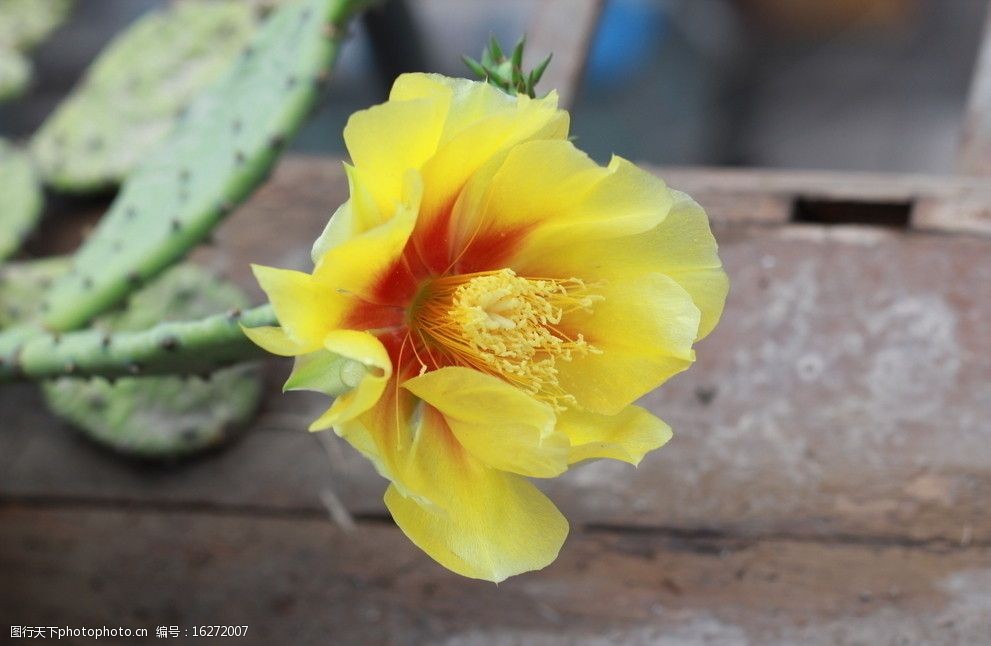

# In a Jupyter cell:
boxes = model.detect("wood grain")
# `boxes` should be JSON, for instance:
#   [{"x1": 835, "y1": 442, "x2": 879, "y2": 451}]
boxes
[{"x1": 3, "y1": 506, "x2": 989, "y2": 645}]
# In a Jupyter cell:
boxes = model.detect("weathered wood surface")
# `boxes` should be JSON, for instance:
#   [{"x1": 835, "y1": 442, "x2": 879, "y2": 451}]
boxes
[
  {"x1": 3, "y1": 156, "x2": 991, "y2": 643},
  {"x1": 3, "y1": 156, "x2": 990, "y2": 540},
  {"x1": 3, "y1": 507, "x2": 990, "y2": 645},
  {"x1": 658, "y1": 166, "x2": 991, "y2": 235},
  {"x1": 958, "y1": 2, "x2": 991, "y2": 175}
]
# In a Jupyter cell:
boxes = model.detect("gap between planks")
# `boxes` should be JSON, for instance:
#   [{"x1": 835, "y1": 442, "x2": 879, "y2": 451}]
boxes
[{"x1": 1, "y1": 496, "x2": 986, "y2": 553}]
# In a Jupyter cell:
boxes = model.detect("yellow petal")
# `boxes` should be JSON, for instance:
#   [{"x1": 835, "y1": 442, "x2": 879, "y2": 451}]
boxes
[
  {"x1": 312, "y1": 171, "x2": 422, "y2": 301},
  {"x1": 308, "y1": 330, "x2": 391, "y2": 431},
  {"x1": 344, "y1": 93, "x2": 449, "y2": 215},
  {"x1": 557, "y1": 405, "x2": 672, "y2": 465},
  {"x1": 390, "y1": 73, "x2": 567, "y2": 146},
  {"x1": 644, "y1": 191, "x2": 728, "y2": 339},
  {"x1": 402, "y1": 367, "x2": 569, "y2": 478},
  {"x1": 251, "y1": 264, "x2": 339, "y2": 353},
  {"x1": 311, "y1": 163, "x2": 383, "y2": 262},
  {"x1": 450, "y1": 141, "x2": 670, "y2": 271},
  {"x1": 417, "y1": 92, "x2": 568, "y2": 223},
  {"x1": 383, "y1": 406, "x2": 568, "y2": 582},
  {"x1": 556, "y1": 273, "x2": 701, "y2": 415},
  {"x1": 516, "y1": 190, "x2": 727, "y2": 341},
  {"x1": 240, "y1": 324, "x2": 303, "y2": 357}
]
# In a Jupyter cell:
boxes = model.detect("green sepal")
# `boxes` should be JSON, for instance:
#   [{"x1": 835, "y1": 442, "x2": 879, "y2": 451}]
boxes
[
  {"x1": 461, "y1": 55, "x2": 487, "y2": 81},
  {"x1": 284, "y1": 349, "x2": 363, "y2": 396},
  {"x1": 462, "y1": 34, "x2": 553, "y2": 98},
  {"x1": 530, "y1": 53, "x2": 552, "y2": 88}
]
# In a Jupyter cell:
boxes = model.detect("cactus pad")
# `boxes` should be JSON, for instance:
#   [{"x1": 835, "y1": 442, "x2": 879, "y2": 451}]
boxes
[
  {"x1": 0, "y1": 256, "x2": 69, "y2": 328},
  {"x1": 31, "y1": 1, "x2": 257, "y2": 191},
  {"x1": 0, "y1": 0, "x2": 73, "y2": 50},
  {"x1": 37, "y1": 0, "x2": 357, "y2": 332},
  {"x1": 0, "y1": 47, "x2": 29, "y2": 101},
  {"x1": 42, "y1": 263, "x2": 264, "y2": 458},
  {"x1": 0, "y1": 0, "x2": 73, "y2": 101},
  {"x1": 0, "y1": 140, "x2": 44, "y2": 260}
]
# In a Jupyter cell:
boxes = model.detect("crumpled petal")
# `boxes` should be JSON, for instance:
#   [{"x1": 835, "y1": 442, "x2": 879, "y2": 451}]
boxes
[
  {"x1": 312, "y1": 171, "x2": 423, "y2": 321},
  {"x1": 402, "y1": 366, "x2": 569, "y2": 478},
  {"x1": 250, "y1": 265, "x2": 340, "y2": 354},
  {"x1": 344, "y1": 93, "x2": 448, "y2": 215},
  {"x1": 311, "y1": 163, "x2": 384, "y2": 262},
  {"x1": 515, "y1": 189, "x2": 728, "y2": 341},
  {"x1": 448, "y1": 140, "x2": 671, "y2": 273},
  {"x1": 557, "y1": 404, "x2": 672, "y2": 465},
  {"x1": 555, "y1": 273, "x2": 701, "y2": 415},
  {"x1": 383, "y1": 405, "x2": 568, "y2": 583}
]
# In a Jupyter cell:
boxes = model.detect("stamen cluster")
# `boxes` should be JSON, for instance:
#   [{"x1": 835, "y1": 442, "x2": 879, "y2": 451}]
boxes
[{"x1": 414, "y1": 269, "x2": 601, "y2": 408}]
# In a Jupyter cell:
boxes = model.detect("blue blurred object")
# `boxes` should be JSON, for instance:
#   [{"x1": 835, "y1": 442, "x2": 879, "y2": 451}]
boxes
[{"x1": 586, "y1": 0, "x2": 668, "y2": 90}]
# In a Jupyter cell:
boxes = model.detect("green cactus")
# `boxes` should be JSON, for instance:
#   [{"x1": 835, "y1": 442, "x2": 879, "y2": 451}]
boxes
[
  {"x1": 33, "y1": 0, "x2": 366, "y2": 334},
  {"x1": 0, "y1": 0, "x2": 371, "y2": 379},
  {"x1": 0, "y1": 256, "x2": 69, "y2": 328},
  {"x1": 0, "y1": 47, "x2": 29, "y2": 101},
  {"x1": 3, "y1": 304, "x2": 276, "y2": 381},
  {"x1": 31, "y1": 1, "x2": 258, "y2": 191},
  {"x1": 0, "y1": 141, "x2": 44, "y2": 261},
  {"x1": 41, "y1": 263, "x2": 264, "y2": 458},
  {"x1": 0, "y1": 0, "x2": 73, "y2": 50},
  {"x1": 0, "y1": 0, "x2": 73, "y2": 102}
]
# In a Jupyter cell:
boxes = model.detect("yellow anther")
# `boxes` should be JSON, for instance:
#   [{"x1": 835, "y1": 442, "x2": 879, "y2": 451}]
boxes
[{"x1": 413, "y1": 269, "x2": 601, "y2": 408}]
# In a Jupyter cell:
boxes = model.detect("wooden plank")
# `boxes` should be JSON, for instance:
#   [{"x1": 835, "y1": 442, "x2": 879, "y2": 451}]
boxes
[
  {"x1": 3, "y1": 157, "x2": 990, "y2": 545},
  {"x1": 524, "y1": 0, "x2": 603, "y2": 108},
  {"x1": 957, "y1": 2, "x2": 991, "y2": 175},
  {"x1": 3, "y1": 506, "x2": 990, "y2": 644},
  {"x1": 657, "y1": 166, "x2": 991, "y2": 234}
]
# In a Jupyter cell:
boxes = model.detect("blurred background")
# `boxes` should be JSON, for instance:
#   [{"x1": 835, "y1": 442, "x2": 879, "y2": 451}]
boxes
[{"x1": 1, "y1": 0, "x2": 986, "y2": 173}]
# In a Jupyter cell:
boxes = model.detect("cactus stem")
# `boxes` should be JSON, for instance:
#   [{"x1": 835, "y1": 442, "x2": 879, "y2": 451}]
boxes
[{"x1": 0, "y1": 305, "x2": 279, "y2": 383}]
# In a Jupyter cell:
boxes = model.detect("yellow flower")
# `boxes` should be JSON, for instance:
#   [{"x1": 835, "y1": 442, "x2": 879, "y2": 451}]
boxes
[{"x1": 244, "y1": 73, "x2": 728, "y2": 582}]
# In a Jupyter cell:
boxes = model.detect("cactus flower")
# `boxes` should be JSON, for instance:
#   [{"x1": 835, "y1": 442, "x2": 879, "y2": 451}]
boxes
[{"x1": 244, "y1": 73, "x2": 728, "y2": 582}]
